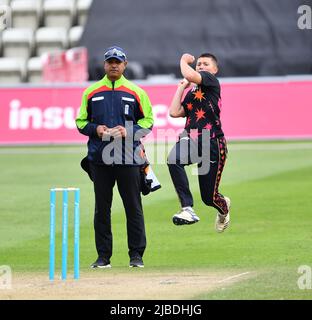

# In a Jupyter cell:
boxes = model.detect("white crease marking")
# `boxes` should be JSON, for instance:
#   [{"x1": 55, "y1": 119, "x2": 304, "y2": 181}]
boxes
[{"x1": 217, "y1": 272, "x2": 251, "y2": 283}]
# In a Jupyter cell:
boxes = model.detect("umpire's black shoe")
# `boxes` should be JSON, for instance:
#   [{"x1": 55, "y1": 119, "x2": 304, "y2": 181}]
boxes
[
  {"x1": 91, "y1": 257, "x2": 111, "y2": 269},
  {"x1": 129, "y1": 255, "x2": 144, "y2": 268}
]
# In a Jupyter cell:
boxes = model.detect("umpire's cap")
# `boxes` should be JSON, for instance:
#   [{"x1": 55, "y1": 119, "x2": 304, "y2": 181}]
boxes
[{"x1": 104, "y1": 46, "x2": 127, "y2": 62}]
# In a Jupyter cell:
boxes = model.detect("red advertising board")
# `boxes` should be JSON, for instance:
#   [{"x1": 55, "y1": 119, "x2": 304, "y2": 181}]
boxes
[{"x1": 0, "y1": 78, "x2": 311, "y2": 145}]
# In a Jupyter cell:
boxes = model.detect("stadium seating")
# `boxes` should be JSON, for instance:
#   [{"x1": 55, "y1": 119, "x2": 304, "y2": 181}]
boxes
[
  {"x1": 40, "y1": 47, "x2": 88, "y2": 83},
  {"x1": 35, "y1": 27, "x2": 68, "y2": 56},
  {"x1": 11, "y1": 0, "x2": 42, "y2": 31},
  {"x1": 65, "y1": 46, "x2": 88, "y2": 82},
  {"x1": 41, "y1": 51, "x2": 67, "y2": 82},
  {"x1": 69, "y1": 25, "x2": 83, "y2": 48},
  {"x1": 77, "y1": 0, "x2": 92, "y2": 26},
  {"x1": 43, "y1": 0, "x2": 75, "y2": 30},
  {"x1": 27, "y1": 56, "x2": 43, "y2": 83},
  {"x1": 0, "y1": 57, "x2": 26, "y2": 83},
  {"x1": 0, "y1": 0, "x2": 11, "y2": 7},
  {"x1": 0, "y1": 0, "x2": 93, "y2": 83},
  {"x1": 2, "y1": 28, "x2": 34, "y2": 59}
]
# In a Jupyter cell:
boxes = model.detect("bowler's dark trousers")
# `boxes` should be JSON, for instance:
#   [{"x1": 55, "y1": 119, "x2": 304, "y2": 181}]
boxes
[
  {"x1": 90, "y1": 163, "x2": 146, "y2": 260},
  {"x1": 167, "y1": 136, "x2": 229, "y2": 215}
]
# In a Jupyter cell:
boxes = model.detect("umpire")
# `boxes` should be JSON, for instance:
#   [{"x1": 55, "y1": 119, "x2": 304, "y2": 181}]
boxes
[{"x1": 76, "y1": 46, "x2": 154, "y2": 268}]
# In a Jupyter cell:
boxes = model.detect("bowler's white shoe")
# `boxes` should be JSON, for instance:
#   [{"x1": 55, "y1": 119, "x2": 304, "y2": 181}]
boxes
[
  {"x1": 172, "y1": 207, "x2": 200, "y2": 226},
  {"x1": 215, "y1": 196, "x2": 231, "y2": 233}
]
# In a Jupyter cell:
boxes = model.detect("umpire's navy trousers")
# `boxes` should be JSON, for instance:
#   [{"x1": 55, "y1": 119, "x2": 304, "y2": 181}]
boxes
[{"x1": 90, "y1": 163, "x2": 146, "y2": 260}]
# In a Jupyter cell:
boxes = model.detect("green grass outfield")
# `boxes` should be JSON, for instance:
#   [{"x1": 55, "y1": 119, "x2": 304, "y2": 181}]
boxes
[{"x1": 1, "y1": 140, "x2": 312, "y2": 299}]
